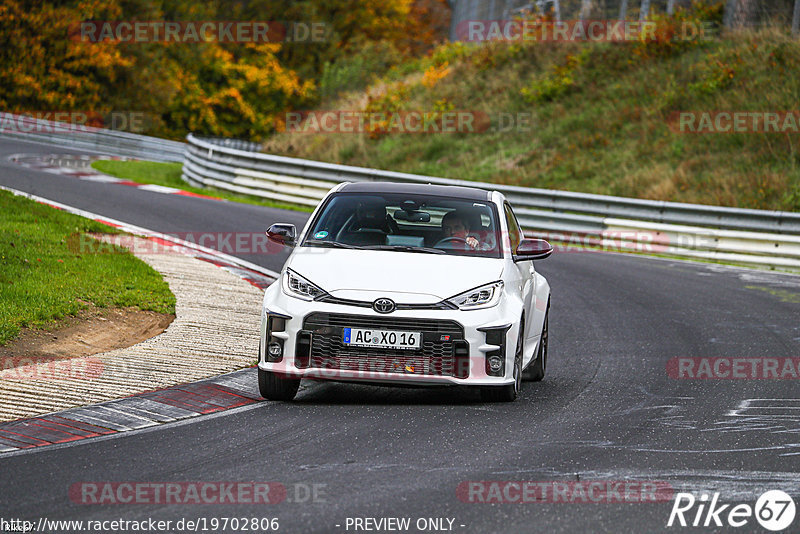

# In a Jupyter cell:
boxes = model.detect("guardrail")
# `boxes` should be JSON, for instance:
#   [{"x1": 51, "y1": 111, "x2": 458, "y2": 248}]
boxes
[
  {"x1": 0, "y1": 113, "x2": 184, "y2": 162},
  {"x1": 3, "y1": 116, "x2": 795, "y2": 271},
  {"x1": 183, "y1": 134, "x2": 800, "y2": 271}
]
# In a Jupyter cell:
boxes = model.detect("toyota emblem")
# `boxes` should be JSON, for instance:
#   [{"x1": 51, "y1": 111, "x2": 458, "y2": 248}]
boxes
[{"x1": 373, "y1": 298, "x2": 396, "y2": 314}]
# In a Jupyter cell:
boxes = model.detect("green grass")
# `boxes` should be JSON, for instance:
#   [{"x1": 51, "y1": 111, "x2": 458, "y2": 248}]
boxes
[
  {"x1": 262, "y1": 22, "x2": 800, "y2": 212},
  {"x1": 0, "y1": 190, "x2": 176, "y2": 345},
  {"x1": 91, "y1": 160, "x2": 313, "y2": 212}
]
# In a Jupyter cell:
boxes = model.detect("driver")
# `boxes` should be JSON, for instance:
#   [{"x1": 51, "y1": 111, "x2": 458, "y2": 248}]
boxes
[{"x1": 441, "y1": 210, "x2": 484, "y2": 250}]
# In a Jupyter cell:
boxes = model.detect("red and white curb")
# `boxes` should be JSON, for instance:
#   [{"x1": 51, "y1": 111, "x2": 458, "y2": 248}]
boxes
[
  {"x1": 0, "y1": 368, "x2": 260, "y2": 454},
  {"x1": 9, "y1": 153, "x2": 220, "y2": 201}
]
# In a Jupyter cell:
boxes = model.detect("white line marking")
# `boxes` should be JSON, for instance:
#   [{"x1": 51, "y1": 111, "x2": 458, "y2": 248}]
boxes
[
  {"x1": 80, "y1": 174, "x2": 123, "y2": 183},
  {"x1": 137, "y1": 184, "x2": 182, "y2": 194}
]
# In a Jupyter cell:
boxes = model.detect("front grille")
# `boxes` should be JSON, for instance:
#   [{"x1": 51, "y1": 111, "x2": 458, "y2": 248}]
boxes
[
  {"x1": 300, "y1": 313, "x2": 465, "y2": 377},
  {"x1": 315, "y1": 294, "x2": 456, "y2": 311}
]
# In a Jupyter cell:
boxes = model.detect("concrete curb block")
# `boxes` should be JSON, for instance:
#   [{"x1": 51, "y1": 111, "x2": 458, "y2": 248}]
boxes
[{"x1": 0, "y1": 368, "x2": 261, "y2": 454}]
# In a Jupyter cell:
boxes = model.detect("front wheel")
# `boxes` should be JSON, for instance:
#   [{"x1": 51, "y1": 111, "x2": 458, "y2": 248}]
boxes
[
  {"x1": 523, "y1": 309, "x2": 548, "y2": 382},
  {"x1": 258, "y1": 367, "x2": 300, "y2": 401},
  {"x1": 480, "y1": 320, "x2": 523, "y2": 403}
]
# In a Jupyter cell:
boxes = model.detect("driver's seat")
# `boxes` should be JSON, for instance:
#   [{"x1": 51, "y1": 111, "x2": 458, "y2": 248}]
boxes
[{"x1": 341, "y1": 201, "x2": 392, "y2": 246}]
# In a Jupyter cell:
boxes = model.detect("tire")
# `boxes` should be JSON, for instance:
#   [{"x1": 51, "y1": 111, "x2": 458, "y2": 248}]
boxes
[
  {"x1": 480, "y1": 319, "x2": 523, "y2": 403},
  {"x1": 523, "y1": 308, "x2": 548, "y2": 382},
  {"x1": 258, "y1": 367, "x2": 300, "y2": 401}
]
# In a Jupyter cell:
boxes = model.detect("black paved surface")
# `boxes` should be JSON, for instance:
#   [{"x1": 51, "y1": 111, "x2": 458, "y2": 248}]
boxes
[{"x1": 1, "y1": 137, "x2": 799, "y2": 533}]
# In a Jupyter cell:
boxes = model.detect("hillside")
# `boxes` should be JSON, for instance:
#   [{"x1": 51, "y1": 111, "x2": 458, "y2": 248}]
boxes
[{"x1": 263, "y1": 10, "x2": 800, "y2": 211}]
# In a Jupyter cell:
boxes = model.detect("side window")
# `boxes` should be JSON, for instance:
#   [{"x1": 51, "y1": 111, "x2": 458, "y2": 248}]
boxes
[{"x1": 503, "y1": 203, "x2": 522, "y2": 252}]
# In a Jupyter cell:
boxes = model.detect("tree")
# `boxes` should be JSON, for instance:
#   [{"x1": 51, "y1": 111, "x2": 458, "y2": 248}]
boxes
[
  {"x1": 619, "y1": 0, "x2": 629, "y2": 20},
  {"x1": 160, "y1": 43, "x2": 312, "y2": 140},
  {"x1": 0, "y1": 0, "x2": 131, "y2": 113},
  {"x1": 0, "y1": 0, "x2": 453, "y2": 140},
  {"x1": 579, "y1": 0, "x2": 592, "y2": 21},
  {"x1": 640, "y1": 0, "x2": 652, "y2": 21}
]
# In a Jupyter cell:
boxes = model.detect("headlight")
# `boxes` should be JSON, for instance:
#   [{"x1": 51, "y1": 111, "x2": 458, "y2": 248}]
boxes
[
  {"x1": 282, "y1": 268, "x2": 327, "y2": 301},
  {"x1": 446, "y1": 281, "x2": 503, "y2": 310}
]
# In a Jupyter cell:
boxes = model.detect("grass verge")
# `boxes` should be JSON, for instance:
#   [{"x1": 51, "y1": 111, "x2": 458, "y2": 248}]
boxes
[
  {"x1": 91, "y1": 160, "x2": 313, "y2": 212},
  {"x1": 263, "y1": 15, "x2": 800, "y2": 212},
  {"x1": 0, "y1": 190, "x2": 176, "y2": 345}
]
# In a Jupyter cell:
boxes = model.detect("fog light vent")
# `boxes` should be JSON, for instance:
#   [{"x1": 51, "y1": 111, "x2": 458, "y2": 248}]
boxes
[
  {"x1": 478, "y1": 324, "x2": 511, "y2": 377},
  {"x1": 265, "y1": 314, "x2": 288, "y2": 363}
]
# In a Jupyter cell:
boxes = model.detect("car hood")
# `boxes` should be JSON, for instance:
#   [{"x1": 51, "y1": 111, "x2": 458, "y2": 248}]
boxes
[{"x1": 286, "y1": 248, "x2": 504, "y2": 303}]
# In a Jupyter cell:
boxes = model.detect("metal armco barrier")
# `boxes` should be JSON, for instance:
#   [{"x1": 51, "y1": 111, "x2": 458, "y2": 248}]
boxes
[
  {"x1": 0, "y1": 112, "x2": 184, "y2": 162},
  {"x1": 183, "y1": 134, "x2": 800, "y2": 271},
  {"x1": 3, "y1": 114, "x2": 797, "y2": 271}
]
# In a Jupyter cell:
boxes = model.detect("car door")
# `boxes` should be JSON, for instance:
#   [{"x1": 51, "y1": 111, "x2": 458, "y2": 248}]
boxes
[{"x1": 503, "y1": 202, "x2": 536, "y2": 344}]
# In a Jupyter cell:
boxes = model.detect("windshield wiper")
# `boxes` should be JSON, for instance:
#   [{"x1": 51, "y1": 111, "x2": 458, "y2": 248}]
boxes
[
  {"x1": 364, "y1": 245, "x2": 446, "y2": 255},
  {"x1": 305, "y1": 241, "x2": 363, "y2": 249}
]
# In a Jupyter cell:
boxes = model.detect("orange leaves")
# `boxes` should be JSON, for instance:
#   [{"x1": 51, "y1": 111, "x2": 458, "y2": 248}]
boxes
[
  {"x1": 421, "y1": 61, "x2": 450, "y2": 88},
  {"x1": 0, "y1": 0, "x2": 448, "y2": 141},
  {"x1": 0, "y1": 0, "x2": 130, "y2": 114},
  {"x1": 161, "y1": 41, "x2": 313, "y2": 140}
]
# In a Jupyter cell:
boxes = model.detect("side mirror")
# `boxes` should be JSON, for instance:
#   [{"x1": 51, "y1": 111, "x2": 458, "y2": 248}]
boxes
[
  {"x1": 266, "y1": 223, "x2": 297, "y2": 247},
  {"x1": 514, "y1": 238, "x2": 553, "y2": 262}
]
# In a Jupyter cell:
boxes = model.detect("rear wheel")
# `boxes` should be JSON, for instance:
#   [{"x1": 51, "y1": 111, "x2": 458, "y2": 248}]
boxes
[
  {"x1": 481, "y1": 320, "x2": 523, "y2": 403},
  {"x1": 258, "y1": 367, "x2": 300, "y2": 401},
  {"x1": 523, "y1": 308, "x2": 548, "y2": 382}
]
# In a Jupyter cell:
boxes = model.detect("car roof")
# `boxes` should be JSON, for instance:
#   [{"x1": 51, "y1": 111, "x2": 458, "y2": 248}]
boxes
[{"x1": 338, "y1": 181, "x2": 492, "y2": 201}]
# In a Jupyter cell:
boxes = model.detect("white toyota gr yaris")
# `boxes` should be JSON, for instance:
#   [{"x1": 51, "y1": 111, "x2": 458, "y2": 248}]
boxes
[{"x1": 259, "y1": 182, "x2": 552, "y2": 402}]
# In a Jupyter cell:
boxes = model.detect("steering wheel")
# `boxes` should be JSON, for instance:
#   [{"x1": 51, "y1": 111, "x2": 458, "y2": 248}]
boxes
[{"x1": 434, "y1": 236, "x2": 470, "y2": 248}]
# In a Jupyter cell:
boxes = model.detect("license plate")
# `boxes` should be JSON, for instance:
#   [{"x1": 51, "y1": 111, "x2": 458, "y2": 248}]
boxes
[{"x1": 343, "y1": 328, "x2": 421, "y2": 350}]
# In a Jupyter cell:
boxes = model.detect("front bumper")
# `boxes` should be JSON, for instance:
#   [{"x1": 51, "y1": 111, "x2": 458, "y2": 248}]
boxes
[{"x1": 258, "y1": 284, "x2": 523, "y2": 387}]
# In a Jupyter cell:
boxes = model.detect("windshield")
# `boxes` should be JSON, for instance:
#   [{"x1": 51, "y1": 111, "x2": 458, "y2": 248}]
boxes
[{"x1": 302, "y1": 192, "x2": 502, "y2": 258}]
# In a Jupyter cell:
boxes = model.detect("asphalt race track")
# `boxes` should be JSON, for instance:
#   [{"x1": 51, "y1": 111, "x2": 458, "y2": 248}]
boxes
[{"x1": 1, "y1": 137, "x2": 799, "y2": 533}]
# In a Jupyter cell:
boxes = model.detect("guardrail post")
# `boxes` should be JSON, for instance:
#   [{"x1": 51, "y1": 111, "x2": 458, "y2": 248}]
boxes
[{"x1": 793, "y1": 0, "x2": 800, "y2": 35}]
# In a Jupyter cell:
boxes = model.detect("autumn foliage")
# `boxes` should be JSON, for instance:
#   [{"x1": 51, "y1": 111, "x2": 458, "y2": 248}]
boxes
[{"x1": 0, "y1": 0, "x2": 450, "y2": 140}]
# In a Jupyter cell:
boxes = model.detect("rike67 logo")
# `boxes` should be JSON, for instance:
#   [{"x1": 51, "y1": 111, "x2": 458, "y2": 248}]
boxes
[{"x1": 668, "y1": 490, "x2": 796, "y2": 531}]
